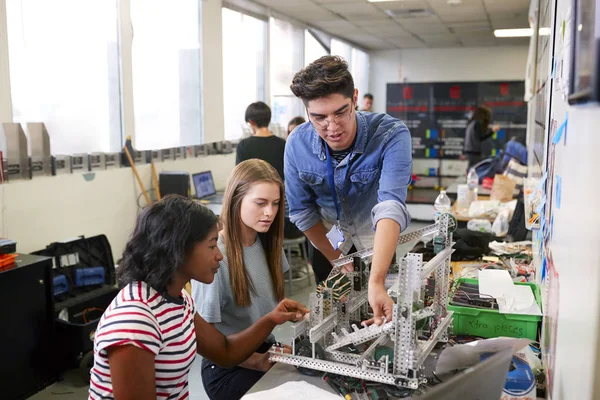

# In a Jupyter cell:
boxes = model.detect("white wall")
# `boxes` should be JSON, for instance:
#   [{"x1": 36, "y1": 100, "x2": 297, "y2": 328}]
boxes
[
  {"x1": 0, "y1": 153, "x2": 235, "y2": 259},
  {"x1": 550, "y1": 105, "x2": 600, "y2": 400},
  {"x1": 369, "y1": 46, "x2": 529, "y2": 113}
]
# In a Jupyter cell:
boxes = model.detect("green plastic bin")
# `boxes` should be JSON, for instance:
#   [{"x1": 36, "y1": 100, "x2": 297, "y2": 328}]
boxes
[{"x1": 447, "y1": 277, "x2": 542, "y2": 340}]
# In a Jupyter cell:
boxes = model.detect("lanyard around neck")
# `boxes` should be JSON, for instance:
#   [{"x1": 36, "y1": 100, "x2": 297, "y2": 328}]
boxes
[{"x1": 325, "y1": 144, "x2": 341, "y2": 222}]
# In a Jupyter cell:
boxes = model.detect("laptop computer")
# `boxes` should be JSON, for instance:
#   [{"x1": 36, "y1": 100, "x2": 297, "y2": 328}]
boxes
[
  {"x1": 417, "y1": 348, "x2": 513, "y2": 400},
  {"x1": 192, "y1": 171, "x2": 225, "y2": 203}
]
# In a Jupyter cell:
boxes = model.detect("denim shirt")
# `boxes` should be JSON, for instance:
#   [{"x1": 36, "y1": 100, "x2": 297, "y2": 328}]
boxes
[{"x1": 284, "y1": 111, "x2": 412, "y2": 254}]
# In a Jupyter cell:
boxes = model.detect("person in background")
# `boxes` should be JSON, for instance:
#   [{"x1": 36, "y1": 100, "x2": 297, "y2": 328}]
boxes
[
  {"x1": 192, "y1": 160, "x2": 296, "y2": 400},
  {"x1": 88, "y1": 195, "x2": 307, "y2": 400},
  {"x1": 287, "y1": 116, "x2": 306, "y2": 136},
  {"x1": 285, "y1": 56, "x2": 412, "y2": 326},
  {"x1": 463, "y1": 105, "x2": 500, "y2": 169},
  {"x1": 236, "y1": 102, "x2": 286, "y2": 180},
  {"x1": 361, "y1": 93, "x2": 373, "y2": 112}
]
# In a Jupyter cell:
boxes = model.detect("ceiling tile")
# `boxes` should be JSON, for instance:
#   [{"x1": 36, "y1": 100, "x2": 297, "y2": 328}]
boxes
[
  {"x1": 427, "y1": 0, "x2": 484, "y2": 6},
  {"x1": 460, "y1": 36, "x2": 498, "y2": 46},
  {"x1": 496, "y1": 37, "x2": 530, "y2": 46},
  {"x1": 490, "y1": 13, "x2": 530, "y2": 29},
  {"x1": 363, "y1": 24, "x2": 412, "y2": 36},
  {"x1": 400, "y1": 22, "x2": 450, "y2": 34},
  {"x1": 324, "y1": 2, "x2": 379, "y2": 15},
  {"x1": 354, "y1": 19, "x2": 402, "y2": 28},
  {"x1": 447, "y1": 21, "x2": 491, "y2": 32},
  {"x1": 372, "y1": 0, "x2": 429, "y2": 11},
  {"x1": 483, "y1": 0, "x2": 529, "y2": 14},
  {"x1": 311, "y1": 19, "x2": 359, "y2": 32},
  {"x1": 455, "y1": 31, "x2": 495, "y2": 39},
  {"x1": 353, "y1": 36, "x2": 398, "y2": 50},
  {"x1": 313, "y1": 0, "x2": 366, "y2": 3},
  {"x1": 418, "y1": 33, "x2": 461, "y2": 45}
]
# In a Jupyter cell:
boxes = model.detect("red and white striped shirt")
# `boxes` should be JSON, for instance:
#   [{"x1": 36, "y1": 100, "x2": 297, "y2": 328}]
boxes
[{"x1": 89, "y1": 281, "x2": 197, "y2": 400}]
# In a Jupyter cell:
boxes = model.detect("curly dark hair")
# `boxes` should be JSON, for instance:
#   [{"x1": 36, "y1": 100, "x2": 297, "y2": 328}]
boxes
[
  {"x1": 117, "y1": 195, "x2": 219, "y2": 294},
  {"x1": 290, "y1": 55, "x2": 355, "y2": 104}
]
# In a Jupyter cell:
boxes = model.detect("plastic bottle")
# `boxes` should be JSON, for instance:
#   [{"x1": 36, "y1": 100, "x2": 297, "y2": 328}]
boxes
[
  {"x1": 433, "y1": 190, "x2": 451, "y2": 254},
  {"x1": 433, "y1": 190, "x2": 451, "y2": 215},
  {"x1": 467, "y1": 168, "x2": 479, "y2": 204}
]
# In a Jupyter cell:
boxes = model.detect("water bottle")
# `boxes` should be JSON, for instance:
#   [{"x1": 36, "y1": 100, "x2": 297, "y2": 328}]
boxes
[
  {"x1": 467, "y1": 168, "x2": 479, "y2": 204},
  {"x1": 433, "y1": 190, "x2": 451, "y2": 215},
  {"x1": 433, "y1": 190, "x2": 451, "y2": 254}
]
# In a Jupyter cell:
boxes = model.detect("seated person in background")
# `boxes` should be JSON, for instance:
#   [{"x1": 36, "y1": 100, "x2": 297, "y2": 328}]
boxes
[
  {"x1": 89, "y1": 195, "x2": 307, "y2": 400},
  {"x1": 287, "y1": 116, "x2": 306, "y2": 136},
  {"x1": 192, "y1": 160, "x2": 294, "y2": 400},
  {"x1": 236, "y1": 101, "x2": 285, "y2": 180},
  {"x1": 361, "y1": 93, "x2": 373, "y2": 111}
]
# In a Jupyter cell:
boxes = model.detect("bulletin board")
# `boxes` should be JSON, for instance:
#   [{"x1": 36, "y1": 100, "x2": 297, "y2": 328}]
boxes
[{"x1": 386, "y1": 81, "x2": 527, "y2": 162}]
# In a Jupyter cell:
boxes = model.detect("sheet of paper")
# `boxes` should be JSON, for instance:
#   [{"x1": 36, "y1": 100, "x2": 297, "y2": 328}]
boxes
[
  {"x1": 242, "y1": 381, "x2": 340, "y2": 400},
  {"x1": 498, "y1": 285, "x2": 542, "y2": 316},
  {"x1": 478, "y1": 269, "x2": 515, "y2": 299}
]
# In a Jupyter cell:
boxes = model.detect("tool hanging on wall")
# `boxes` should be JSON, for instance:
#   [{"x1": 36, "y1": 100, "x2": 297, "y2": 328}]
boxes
[
  {"x1": 123, "y1": 145, "x2": 151, "y2": 206},
  {"x1": 151, "y1": 160, "x2": 161, "y2": 200}
]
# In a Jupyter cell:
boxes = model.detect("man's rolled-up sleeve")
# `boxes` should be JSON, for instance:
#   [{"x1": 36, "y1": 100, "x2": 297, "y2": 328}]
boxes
[{"x1": 371, "y1": 123, "x2": 412, "y2": 232}]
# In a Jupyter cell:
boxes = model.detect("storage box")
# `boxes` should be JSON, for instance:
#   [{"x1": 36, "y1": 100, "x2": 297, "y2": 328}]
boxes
[
  {"x1": 32, "y1": 235, "x2": 119, "y2": 373},
  {"x1": 447, "y1": 278, "x2": 542, "y2": 340}
]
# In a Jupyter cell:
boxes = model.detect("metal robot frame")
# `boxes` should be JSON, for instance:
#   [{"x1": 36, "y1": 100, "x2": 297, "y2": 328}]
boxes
[{"x1": 270, "y1": 214, "x2": 456, "y2": 389}]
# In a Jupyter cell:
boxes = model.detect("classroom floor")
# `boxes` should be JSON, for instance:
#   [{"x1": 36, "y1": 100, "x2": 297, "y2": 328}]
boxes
[{"x1": 28, "y1": 223, "x2": 429, "y2": 400}]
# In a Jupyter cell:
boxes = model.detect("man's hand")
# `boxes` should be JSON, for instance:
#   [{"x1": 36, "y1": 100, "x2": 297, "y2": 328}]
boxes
[
  {"x1": 268, "y1": 299, "x2": 309, "y2": 325},
  {"x1": 366, "y1": 284, "x2": 394, "y2": 326}
]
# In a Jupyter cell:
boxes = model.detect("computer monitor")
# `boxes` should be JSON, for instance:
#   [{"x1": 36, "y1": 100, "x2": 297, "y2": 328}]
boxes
[
  {"x1": 192, "y1": 171, "x2": 217, "y2": 199},
  {"x1": 418, "y1": 348, "x2": 513, "y2": 400}
]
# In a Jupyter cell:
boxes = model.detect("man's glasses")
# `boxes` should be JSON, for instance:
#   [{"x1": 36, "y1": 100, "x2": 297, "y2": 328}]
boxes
[{"x1": 308, "y1": 102, "x2": 354, "y2": 130}]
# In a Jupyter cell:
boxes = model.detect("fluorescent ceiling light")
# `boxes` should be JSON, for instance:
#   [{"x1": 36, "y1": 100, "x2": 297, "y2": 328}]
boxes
[
  {"x1": 494, "y1": 28, "x2": 551, "y2": 37},
  {"x1": 368, "y1": 0, "x2": 406, "y2": 2}
]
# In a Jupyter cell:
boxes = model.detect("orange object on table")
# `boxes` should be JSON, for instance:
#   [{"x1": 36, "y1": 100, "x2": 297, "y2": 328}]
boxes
[{"x1": 0, "y1": 253, "x2": 17, "y2": 269}]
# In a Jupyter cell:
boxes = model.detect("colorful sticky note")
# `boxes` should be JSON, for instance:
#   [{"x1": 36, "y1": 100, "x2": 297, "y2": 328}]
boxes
[
  {"x1": 552, "y1": 114, "x2": 568, "y2": 144},
  {"x1": 562, "y1": 20, "x2": 566, "y2": 39},
  {"x1": 555, "y1": 175, "x2": 562, "y2": 209}
]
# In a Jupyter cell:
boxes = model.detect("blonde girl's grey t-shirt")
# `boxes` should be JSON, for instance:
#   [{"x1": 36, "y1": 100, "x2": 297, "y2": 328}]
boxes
[{"x1": 191, "y1": 235, "x2": 290, "y2": 337}]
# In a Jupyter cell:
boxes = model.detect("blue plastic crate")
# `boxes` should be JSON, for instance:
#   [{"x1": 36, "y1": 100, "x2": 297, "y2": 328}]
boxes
[{"x1": 74, "y1": 266, "x2": 105, "y2": 287}]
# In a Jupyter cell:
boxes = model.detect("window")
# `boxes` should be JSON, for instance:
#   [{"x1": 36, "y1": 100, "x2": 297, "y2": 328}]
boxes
[
  {"x1": 131, "y1": 0, "x2": 203, "y2": 150},
  {"x1": 304, "y1": 30, "x2": 329, "y2": 66},
  {"x1": 352, "y1": 48, "x2": 370, "y2": 100},
  {"x1": 222, "y1": 8, "x2": 267, "y2": 140},
  {"x1": 331, "y1": 38, "x2": 353, "y2": 70},
  {"x1": 6, "y1": 0, "x2": 121, "y2": 154},
  {"x1": 269, "y1": 18, "x2": 304, "y2": 130}
]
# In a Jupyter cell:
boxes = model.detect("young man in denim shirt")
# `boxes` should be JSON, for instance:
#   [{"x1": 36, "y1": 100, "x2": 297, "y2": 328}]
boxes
[{"x1": 284, "y1": 56, "x2": 412, "y2": 325}]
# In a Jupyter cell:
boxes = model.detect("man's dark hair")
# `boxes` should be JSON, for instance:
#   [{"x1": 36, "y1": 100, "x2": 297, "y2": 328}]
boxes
[
  {"x1": 117, "y1": 195, "x2": 219, "y2": 294},
  {"x1": 364, "y1": 93, "x2": 373, "y2": 100},
  {"x1": 290, "y1": 56, "x2": 355, "y2": 104},
  {"x1": 245, "y1": 101, "x2": 271, "y2": 128}
]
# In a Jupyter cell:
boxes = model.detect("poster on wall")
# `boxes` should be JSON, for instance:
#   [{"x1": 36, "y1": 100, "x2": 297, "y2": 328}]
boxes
[
  {"x1": 386, "y1": 81, "x2": 527, "y2": 161},
  {"x1": 387, "y1": 83, "x2": 436, "y2": 159}
]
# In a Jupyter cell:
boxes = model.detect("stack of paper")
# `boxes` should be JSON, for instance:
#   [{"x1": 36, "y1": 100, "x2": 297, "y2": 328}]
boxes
[{"x1": 478, "y1": 270, "x2": 542, "y2": 315}]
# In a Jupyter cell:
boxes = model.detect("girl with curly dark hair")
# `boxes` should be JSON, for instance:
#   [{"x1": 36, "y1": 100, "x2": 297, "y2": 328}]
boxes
[{"x1": 88, "y1": 195, "x2": 307, "y2": 400}]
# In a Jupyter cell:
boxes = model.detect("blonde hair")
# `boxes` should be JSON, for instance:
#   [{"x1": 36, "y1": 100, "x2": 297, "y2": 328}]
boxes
[{"x1": 222, "y1": 159, "x2": 285, "y2": 307}]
